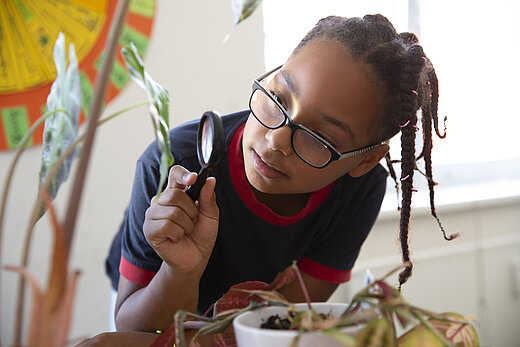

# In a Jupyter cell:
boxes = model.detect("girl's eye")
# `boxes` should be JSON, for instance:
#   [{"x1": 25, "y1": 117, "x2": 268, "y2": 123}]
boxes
[{"x1": 270, "y1": 90, "x2": 286, "y2": 108}]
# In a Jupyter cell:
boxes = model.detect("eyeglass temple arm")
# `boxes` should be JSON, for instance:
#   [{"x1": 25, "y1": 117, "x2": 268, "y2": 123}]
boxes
[
  {"x1": 338, "y1": 143, "x2": 384, "y2": 159},
  {"x1": 256, "y1": 64, "x2": 284, "y2": 82}
]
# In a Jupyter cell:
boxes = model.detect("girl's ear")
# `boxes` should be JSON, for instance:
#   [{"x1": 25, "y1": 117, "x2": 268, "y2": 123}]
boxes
[{"x1": 348, "y1": 144, "x2": 390, "y2": 177}]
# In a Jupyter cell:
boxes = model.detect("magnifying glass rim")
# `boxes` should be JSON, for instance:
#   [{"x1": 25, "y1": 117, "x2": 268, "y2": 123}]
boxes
[{"x1": 196, "y1": 111, "x2": 223, "y2": 169}]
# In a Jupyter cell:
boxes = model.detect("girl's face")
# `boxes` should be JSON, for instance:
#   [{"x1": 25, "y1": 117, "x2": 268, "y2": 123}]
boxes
[{"x1": 242, "y1": 39, "x2": 386, "y2": 195}]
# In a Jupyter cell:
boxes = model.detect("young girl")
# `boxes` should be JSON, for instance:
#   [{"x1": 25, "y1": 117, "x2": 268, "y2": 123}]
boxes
[{"x1": 104, "y1": 13, "x2": 447, "y2": 338}]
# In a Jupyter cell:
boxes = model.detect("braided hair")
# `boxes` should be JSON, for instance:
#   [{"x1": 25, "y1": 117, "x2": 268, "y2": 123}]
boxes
[{"x1": 293, "y1": 14, "x2": 456, "y2": 287}]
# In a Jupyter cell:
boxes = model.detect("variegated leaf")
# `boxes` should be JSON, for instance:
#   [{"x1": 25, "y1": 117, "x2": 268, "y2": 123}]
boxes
[
  {"x1": 122, "y1": 42, "x2": 173, "y2": 197},
  {"x1": 38, "y1": 33, "x2": 81, "y2": 217},
  {"x1": 231, "y1": 0, "x2": 262, "y2": 25}
]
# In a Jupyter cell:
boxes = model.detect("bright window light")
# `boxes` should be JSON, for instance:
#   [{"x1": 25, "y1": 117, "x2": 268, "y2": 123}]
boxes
[{"x1": 262, "y1": 0, "x2": 520, "y2": 167}]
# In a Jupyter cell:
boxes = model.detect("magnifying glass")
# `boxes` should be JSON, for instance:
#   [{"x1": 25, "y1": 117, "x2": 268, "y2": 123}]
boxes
[{"x1": 186, "y1": 111, "x2": 224, "y2": 201}]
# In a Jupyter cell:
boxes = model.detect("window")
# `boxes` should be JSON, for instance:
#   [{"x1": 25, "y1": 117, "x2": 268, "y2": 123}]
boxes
[{"x1": 262, "y1": 0, "x2": 520, "y2": 207}]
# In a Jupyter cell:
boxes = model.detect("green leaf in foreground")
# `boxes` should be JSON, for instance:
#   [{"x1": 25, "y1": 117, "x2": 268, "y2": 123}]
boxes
[
  {"x1": 121, "y1": 42, "x2": 173, "y2": 197},
  {"x1": 38, "y1": 33, "x2": 82, "y2": 218},
  {"x1": 231, "y1": 0, "x2": 262, "y2": 26}
]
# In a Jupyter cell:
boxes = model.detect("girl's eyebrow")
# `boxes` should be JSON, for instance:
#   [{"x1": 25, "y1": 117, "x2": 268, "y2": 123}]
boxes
[
  {"x1": 278, "y1": 70, "x2": 355, "y2": 140},
  {"x1": 278, "y1": 70, "x2": 299, "y2": 97},
  {"x1": 321, "y1": 113, "x2": 355, "y2": 140}
]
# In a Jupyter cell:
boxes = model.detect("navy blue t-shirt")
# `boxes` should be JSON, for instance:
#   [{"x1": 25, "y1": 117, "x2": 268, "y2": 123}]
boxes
[{"x1": 106, "y1": 110, "x2": 387, "y2": 313}]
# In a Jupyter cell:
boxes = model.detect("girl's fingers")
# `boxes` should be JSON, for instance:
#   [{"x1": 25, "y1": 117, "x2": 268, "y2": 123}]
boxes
[
  {"x1": 146, "y1": 203, "x2": 196, "y2": 231},
  {"x1": 145, "y1": 219, "x2": 188, "y2": 245},
  {"x1": 154, "y1": 187, "x2": 198, "y2": 221},
  {"x1": 165, "y1": 165, "x2": 197, "y2": 190}
]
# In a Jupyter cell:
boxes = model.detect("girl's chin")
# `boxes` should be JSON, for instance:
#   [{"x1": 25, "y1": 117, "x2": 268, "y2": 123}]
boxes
[{"x1": 245, "y1": 167, "x2": 284, "y2": 195}]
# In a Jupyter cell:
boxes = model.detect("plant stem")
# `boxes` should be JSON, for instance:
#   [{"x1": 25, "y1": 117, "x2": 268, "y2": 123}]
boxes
[
  {"x1": 291, "y1": 262, "x2": 312, "y2": 311},
  {"x1": 15, "y1": 2, "x2": 130, "y2": 341},
  {"x1": 62, "y1": 0, "x2": 130, "y2": 251},
  {"x1": 193, "y1": 301, "x2": 266, "y2": 341},
  {"x1": 410, "y1": 308, "x2": 456, "y2": 347},
  {"x1": 0, "y1": 108, "x2": 66, "y2": 347},
  {"x1": 0, "y1": 108, "x2": 65, "y2": 252},
  {"x1": 11, "y1": 101, "x2": 144, "y2": 346},
  {"x1": 408, "y1": 305, "x2": 468, "y2": 325}
]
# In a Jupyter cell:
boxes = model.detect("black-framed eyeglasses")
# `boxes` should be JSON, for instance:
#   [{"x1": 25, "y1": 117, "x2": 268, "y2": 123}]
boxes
[{"x1": 248, "y1": 65, "x2": 383, "y2": 169}]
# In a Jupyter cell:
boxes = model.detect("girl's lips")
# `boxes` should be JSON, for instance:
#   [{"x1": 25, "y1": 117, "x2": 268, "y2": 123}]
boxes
[{"x1": 252, "y1": 151, "x2": 286, "y2": 179}]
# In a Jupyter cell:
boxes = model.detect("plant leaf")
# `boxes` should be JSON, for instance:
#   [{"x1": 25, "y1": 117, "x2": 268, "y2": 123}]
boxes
[
  {"x1": 394, "y1": 307, "x2": 416, "y2": 328},
  {"x1": 215, "y1": 280, "x2": 269, "y2": 314},
  {"x1": 265, "y1": 263, "x2": 297, "y2": 291},
  {"x1": 232, "y1": 288, "x2": 290, "y2": 305},
  {"x1": 356, "y1": 318, "x2": 396, "y2": 347},
  {"x1": 4, "y1": 265, "x2": 45, "y2": 347},
  {"x1": 324, "y1": 328, "x2": 357, "y2": 346},
  {"x1": 122, "y1": 42, "x2": 173, "y2": 197},
  {"x1": 428, "y1": 312, "x2": 480, "y2": 347},
  {"x1": 38, "y1": 33, "x2": 81, "y2": 217},
  {"x1": 231, "y1": 0, "x2": 262, "y2": 26},
  {"x1": 397, "y1": 324, "x2": 446, "y2": 347}
]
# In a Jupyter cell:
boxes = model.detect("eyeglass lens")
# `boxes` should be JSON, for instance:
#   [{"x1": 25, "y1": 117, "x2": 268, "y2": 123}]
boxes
[{"x1": 250, "y1": 88, "x2": 332, "y2": 167}]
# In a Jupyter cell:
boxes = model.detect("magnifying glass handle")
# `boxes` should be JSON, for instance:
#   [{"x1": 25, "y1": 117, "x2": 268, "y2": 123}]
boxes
[{"x1": 186, "y1": 168, "x2": 209, "y2": 201}]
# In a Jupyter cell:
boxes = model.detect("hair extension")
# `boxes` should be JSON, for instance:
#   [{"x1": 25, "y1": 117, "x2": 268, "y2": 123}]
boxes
[
  {"x1": 384, "y1": 152, "x2": 400, "y2": 209},
  {"x1": 396, "y1": 44, "x2": 424, "y2": 285},
  {"x1": 417, "y1": 62, "x2": 458, "y2": 241},
  {"x1": 295, "y1": 15, "x2": 455, "y2": 288}
]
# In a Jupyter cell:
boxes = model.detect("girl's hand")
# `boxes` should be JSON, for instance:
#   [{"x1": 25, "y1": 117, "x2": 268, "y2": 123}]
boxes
[{"x1": 143, "y1": 165, "x2": 219, "y2": 276}]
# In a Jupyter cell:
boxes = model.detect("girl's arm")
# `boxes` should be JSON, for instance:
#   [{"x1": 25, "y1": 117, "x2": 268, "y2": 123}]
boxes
[
  {"x1": 114, "y1": 264, "x2": 200, "y2": 332},
  {"x1": 74, "y1": 328, "x2": 213, "y2": 347},
  {"x1": 115, "y1": 166, "x2": 219, "y2": 331},
  {"x1": 278, "y1": 272, "x2": 339, "y2": 303}
]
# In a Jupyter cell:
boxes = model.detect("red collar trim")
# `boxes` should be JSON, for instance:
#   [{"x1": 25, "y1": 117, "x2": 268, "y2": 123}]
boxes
[{"x1": 228, "y1": 123, "x2": 334, "y2": 226}]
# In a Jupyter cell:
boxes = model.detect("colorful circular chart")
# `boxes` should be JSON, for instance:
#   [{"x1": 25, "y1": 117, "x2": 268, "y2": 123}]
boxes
[{"x1": 0, "y1": 0, "x2": 156, "y2": 150}]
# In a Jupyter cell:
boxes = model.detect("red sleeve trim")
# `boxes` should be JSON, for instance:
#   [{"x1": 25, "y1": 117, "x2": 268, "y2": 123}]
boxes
[
  {"x1": 297, "y1": 256, "x2": 351, "y2": 284},
  {"x1": 119, "y1": 255, "x2": 157, "y2": 287}
]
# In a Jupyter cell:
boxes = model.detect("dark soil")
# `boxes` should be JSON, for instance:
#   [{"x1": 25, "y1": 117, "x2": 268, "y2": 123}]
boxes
[
  {"x1": 260, "y1": 314, "x2": 293, "y2": 330},
  {"x1": 260, "y1": 311, "x2": 332, "y2": 330}
]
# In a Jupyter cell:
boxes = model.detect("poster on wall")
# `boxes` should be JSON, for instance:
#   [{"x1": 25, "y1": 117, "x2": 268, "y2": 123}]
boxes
[{"x1": 0, "y1": 0, "x2": 156, "y2": 151}]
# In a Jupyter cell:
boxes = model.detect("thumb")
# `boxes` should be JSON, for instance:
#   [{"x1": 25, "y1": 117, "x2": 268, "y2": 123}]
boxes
[{"x1": 197, "y1": 177, "x2": 219, "y2": 218}]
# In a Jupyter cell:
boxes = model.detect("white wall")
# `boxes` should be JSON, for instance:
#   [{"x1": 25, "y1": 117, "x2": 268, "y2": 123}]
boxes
[
  {"x1": 2, "y1": 1, "x2": 519, "y2": 347},
  {"x1": 330, "y1": 194, "x2": 520, "y2": 347},
  {"x1": 0, "y1": 0, "x2": 264, "y2": 345}
]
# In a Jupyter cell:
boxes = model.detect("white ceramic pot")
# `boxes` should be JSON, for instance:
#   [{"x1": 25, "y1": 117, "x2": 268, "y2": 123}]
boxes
[{"x1": 233, "y1": 302, "x2": 360, "y2": 347}]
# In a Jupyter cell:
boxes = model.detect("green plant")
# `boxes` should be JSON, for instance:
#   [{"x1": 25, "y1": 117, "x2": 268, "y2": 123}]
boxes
[
  {"x1": 0, "y1": 2, "x2": 263, "y2": 346},
  {"x1": 151, "y1": 263, "x2": 479, "y2": 347},
  {"x1": 1, "y1": 1, "x2": 478, "y2": 346}
]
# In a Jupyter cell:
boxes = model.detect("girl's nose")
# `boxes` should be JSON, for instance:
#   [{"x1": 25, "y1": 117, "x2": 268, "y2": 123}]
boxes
[{"x1": 265, "y1": 126, "x2": 293, "y2": 156}]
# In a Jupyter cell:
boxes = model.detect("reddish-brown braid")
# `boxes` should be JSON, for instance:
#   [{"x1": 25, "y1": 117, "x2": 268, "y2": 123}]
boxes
[{"x1": 293, "y1": 14, "x2": 453, "y2": 287}]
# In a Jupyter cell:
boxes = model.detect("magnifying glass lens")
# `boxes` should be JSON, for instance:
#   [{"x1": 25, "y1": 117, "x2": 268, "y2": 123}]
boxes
[
  {"x1": 186, "y1": 111, "x2": 224, "y2": 201},
  {"x1": 201, "y1": 120, "x2": 213, "y2": 164}
]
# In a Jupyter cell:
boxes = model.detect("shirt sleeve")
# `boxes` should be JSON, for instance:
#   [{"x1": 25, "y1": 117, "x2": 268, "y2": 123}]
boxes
[
  {"x1": 119, "y1": 154, "x2": 163, "y2": 286},
  {"x1": 119, "y1": 119, "x2": 200, "y2": 285},
  {"x1": 299, "y1": 165, "x2": 388, "y2": 284}
]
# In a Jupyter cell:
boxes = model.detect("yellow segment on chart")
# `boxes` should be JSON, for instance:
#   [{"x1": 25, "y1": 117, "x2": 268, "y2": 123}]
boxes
[{"x1": 0, "y1": 0, "x2": 107, "y2": 93}]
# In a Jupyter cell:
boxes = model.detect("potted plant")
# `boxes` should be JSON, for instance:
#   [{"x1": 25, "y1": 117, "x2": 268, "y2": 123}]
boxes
[
  {"x1": 148, "y1": 263, "x2": 479, "y2": 347},
  {"x1": 233, "y1": 302, "x2": 355, "y2": 347},
  {"x1": 0, "y1": 1, "x2": 479, "y2": 346}
]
